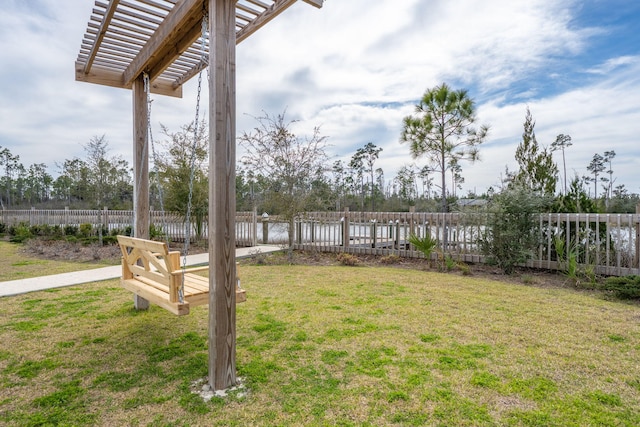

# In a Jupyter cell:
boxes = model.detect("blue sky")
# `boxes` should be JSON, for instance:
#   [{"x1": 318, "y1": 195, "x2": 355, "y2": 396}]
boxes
[{"x1": 1, "y1": 0, "x2": 639, "y2": 197}]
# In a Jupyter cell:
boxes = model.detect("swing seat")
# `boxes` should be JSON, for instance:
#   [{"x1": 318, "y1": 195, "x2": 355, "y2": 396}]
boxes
[{"x1": 117, "y1": 236, "x2": 246, "y2": 316}]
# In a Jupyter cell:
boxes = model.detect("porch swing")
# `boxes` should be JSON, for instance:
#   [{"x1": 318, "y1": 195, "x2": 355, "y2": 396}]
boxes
[{"x1": 117, "y1": 11, "x2": 245, "y2": 316}]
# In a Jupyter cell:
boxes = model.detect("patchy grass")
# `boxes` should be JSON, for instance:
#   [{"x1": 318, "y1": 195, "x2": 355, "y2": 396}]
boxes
[
  {"x1": 0, "y1": 241, "x2": 115, "y2": 282},
  {"x1": 1, "y1": 264, "x2": 640, "y2": 425}
]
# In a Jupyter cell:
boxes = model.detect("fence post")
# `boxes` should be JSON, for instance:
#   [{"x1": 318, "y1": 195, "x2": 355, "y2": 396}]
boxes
[
  {"x1": 103, "y1": 207, "x2": 109, "y2": 231},
  {"x1": 409, "y1": 206, "x2": 416, "y2": 249},
  {"x1": 371, "y1": 219, "x2": 377, "y2": 249},
  {"x1": 342, "y1": 207, "x2": 350, "y2": 249},
  {"x1": 252, "y1": 207, "x2": 258, "y2": 246},
  {"x1": 296, "y1": 217, "x2": 303, "y2": 245},
  {"x1": 636, "y1": 203, "x2": 640, "y2": 269},
  {"x1": 262, "y1": 212, "x2": 269, "y2": 244},
  {"x1": 310, "y1": 218, "x2": 315, "y2": 243}
]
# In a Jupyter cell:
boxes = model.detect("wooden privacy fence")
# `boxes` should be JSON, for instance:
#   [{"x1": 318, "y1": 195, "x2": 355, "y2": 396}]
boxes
[
  {"x1": 0, "y1": 209, "x2": 258, "y2": 247},
  {"x1": 293, "y1": 210, "x2": 640, "y2": 277}
]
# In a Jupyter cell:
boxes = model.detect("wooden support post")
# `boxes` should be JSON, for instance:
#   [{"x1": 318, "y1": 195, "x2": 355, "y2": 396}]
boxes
[
  {"x1": 132, "y1": 74, "x2": 150, "y2": 311},
  {"x1": 262, "y1": 212, "x2": 269, "y2": 244},
  {"x1": 371, "y1": 220, "x2": 377, "y2": 249},
  {"x1": 208, "y1": 0, "x2": 237, "y2": 391},
  {"x1": 636, "y1": 203, "x2": 640, "y2": 269},
  {"x1": 342, "y1": 207, "x2": 350, "y2": 249}
]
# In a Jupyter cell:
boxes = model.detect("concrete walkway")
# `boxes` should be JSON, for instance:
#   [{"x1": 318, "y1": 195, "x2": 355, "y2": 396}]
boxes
[{"x1": 0, "y1": 245, "x2": 283, "y2": 297}]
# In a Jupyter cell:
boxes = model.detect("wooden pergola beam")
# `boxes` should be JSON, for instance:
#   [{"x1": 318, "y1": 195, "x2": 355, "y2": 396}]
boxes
[
  {"x1": 75, "y1": 61, "x2": 182, "y2": 97},
  {"x1": 302, "y1": 0, "x2": 323, "y2": 8},
  {"x1": 236, "y1": 0, "x2": 296, "y2": 44},
  {"x1": 84, "y1": 0, "x2": 121, "y2": 74},
  {"x1": 122, "y1": 0, "x2": 202, "y2": 88}
]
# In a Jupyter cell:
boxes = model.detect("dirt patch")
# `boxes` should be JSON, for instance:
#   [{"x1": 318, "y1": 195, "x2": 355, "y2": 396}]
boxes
[
  {"x1": 19, "y1": 238, "x2": 208, "y2": 264},
  {"x1": 21, "y1": 239, "x2": 122, "y2": 263}
]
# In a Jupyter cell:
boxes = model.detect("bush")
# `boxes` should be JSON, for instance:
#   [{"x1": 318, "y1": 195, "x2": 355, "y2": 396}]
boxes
[
  {"x1": 479, "y1": 185, "x2": 552, "y2": 274},
  {"x1": 8, "y1": 223, "x2": 33, "y2": 243},
  {"x1": 51, "y1": 225, "x2": 64, "y2": 238},
  {"x1": 379, "y1": 254, "x2": 401, "y2": 264},
  {"x1": 408, "y1": 233, "x2": 438, "y2": 260},
  {"x1": 600, "y1": 276, "x2": 640, "y2": 299},
  {"x1": 337, "y1": 253, "x2": 360, "y2": 266},
  {"x1": 102, "y1": 235, "x2": 119, "y2": 245},
  {"x1": 0, "y1": 222, "x2": 6, "y2": 235},
  {"x1": 64, "y1": 225, "x2": 79, "y2": 236},
  {"x1": 79, "y1": 223, "x2": 93, "y2": 238},
  {"x1": 149, "y1": 223, "x2": 165, "y2": 240},
  {"x1": 30, "y1": 224, "x2": 52, "y2": 237}
]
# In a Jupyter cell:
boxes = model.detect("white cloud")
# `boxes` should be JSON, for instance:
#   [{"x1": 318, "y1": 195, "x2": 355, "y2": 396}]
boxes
[{"x1": 0, "y1": 0, "x2": 639, "y2": 197}]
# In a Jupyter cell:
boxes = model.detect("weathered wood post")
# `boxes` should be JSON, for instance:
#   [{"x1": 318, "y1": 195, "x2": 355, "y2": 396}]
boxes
[
  {"x1": 342, "y1": 207, "x2": 350, "y2": 249},
  {"x1": 371, "y1": 219, "x2": 377, "y2": 249},
  {"x1": 252, "y1": 207, "x2": 258, "y2": 247},
  {"x1": 636, "y1": 203, "x2": 640, "y2": 269},
  {"x1": 132, "y1": 74, "x2": 150, "y2": 311},
  {"x1": 297, "y1": 217, "x2": 303, "y2": 245},
  {"x1": 409, "y1": 206, "x2": 416, "y2": 251},
  {"x1": 262, "y1": 212, "x2": 269, "y2": 244},
  {"x1": 208, "y1": 0, "x2": 237, "y2": 391}
]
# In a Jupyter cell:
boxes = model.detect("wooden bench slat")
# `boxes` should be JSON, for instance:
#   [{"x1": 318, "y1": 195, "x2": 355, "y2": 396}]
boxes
[
  {"x1": 116, "y1": 235, "x2": 245, "y2": 316},
  {"x1": 122, "y1": 278, "x2": 189, "y2": 315}
]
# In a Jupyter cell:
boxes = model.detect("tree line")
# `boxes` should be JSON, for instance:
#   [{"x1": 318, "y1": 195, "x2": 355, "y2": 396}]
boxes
[{"x1": 2, "y1": 83, "x2": 638, "y2": 215}]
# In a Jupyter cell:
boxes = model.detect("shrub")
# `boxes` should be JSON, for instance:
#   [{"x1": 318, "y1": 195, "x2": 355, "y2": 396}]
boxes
[
  {"x1": 0, "y1": 222, "x2": 6, "y2": 235},
  {"x1": 444, "y1": 254, "x2": 457, "y2": 271},
  {"x1": 51, "y1": 225, "x2": 64, "y2": 238},
  {"x1": 64, "y1": 225, "x2": 79, "y2": 236},
  {"x1": 102, "y1": 235, "x2": 119, "y2": 245},
  {"x1": 600, "y1": 276, "x2": 640, "y2": 300},
  {"x1": 9, "y1": 223, "x2": 33, "y2": 243},
  {"x1": 479, "y1": 185, "x2": 552, "y2": 274},
  {"x1": 149, "y1": 223, "x2": 165, "y2": 240},
  {"x1": 79, "y1": 223, "x2": 93, "y2": 238},
  {"x1": 458, "y1": 262, "x2": 472, "y2": 276},
  {"x1": 337, "y1": 253, "x2": 360, "y2": 266},
  {"x1": 30, "y1": 224, "x2": 52, "y2": 237},
  {"x1": 379, "y1": 254, "x2": 400, "y2": 264},
  {"x1": 408, "y1": 233, "x2": 438, "y2": 260}
]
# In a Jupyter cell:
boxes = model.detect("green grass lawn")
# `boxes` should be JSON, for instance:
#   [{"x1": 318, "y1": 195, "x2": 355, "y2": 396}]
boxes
[
  {"x1": 0, "y1": 241, "x2": 116, "y2": 282},
  {"x1": 1, "y1": 262, "x2": 639, "y2": 426}
]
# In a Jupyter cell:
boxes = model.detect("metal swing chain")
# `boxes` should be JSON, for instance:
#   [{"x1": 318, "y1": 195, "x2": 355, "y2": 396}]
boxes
[
  {"x1": 179, "y1": 8, "x2": 209, "y2": 302},
  {"x1": 143, "y1": 73, "x2": 171, "y2": 250}
]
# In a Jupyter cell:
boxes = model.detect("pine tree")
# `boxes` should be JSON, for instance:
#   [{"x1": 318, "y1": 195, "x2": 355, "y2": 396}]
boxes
[{"x1": 513, "y1": 107, "x2": 558, "y2": 195}]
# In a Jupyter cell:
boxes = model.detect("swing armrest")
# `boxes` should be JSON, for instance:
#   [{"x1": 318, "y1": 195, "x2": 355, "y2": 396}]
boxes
[{"x1": 171, "y1": 266, "x2": 209, "y2": 275}]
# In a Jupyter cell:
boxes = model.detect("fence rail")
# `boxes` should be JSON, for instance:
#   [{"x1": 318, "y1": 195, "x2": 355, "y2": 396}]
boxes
[
  {"x1": 293, "y1": 210, "x2": 640, "y2": 277},
  {"x1": 0, "y1": 208, "x2": 258, "y2": 247}
]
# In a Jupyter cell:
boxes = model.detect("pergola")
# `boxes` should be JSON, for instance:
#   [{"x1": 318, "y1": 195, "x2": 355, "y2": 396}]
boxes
[{"x1": 75, "y1": 0, "x2": 323, "y2": 391}]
